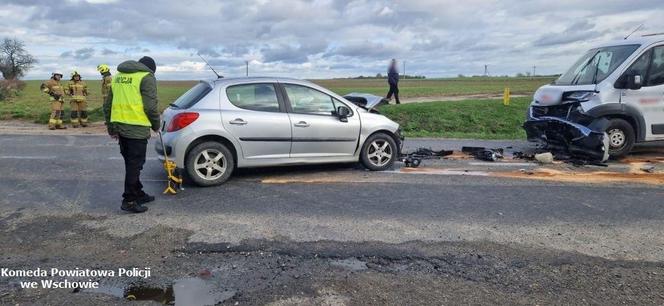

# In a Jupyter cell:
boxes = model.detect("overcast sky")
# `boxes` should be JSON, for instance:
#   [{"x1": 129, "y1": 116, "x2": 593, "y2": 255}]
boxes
[{"x1": 1, "y1": 0, "x2": 663, "y2": 80}]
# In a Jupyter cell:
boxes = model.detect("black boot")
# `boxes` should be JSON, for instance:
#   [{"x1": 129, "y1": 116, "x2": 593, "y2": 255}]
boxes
[
  {"x1": 137, "y1": 194, "x2": 155, "y2": 205},
  {"x1": 121, "y1": 201, "x2": 148, "y2": 213}
]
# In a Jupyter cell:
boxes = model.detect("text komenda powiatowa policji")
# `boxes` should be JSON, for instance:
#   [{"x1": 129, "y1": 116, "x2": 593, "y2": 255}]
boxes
[{"x1": 1, "y1": 267, "x2": 151, "y2": 289}]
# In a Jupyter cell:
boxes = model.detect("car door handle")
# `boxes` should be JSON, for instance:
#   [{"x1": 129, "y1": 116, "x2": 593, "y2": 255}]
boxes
[
  {"x1": 294, "y1": 121, "x2": 310, "y2": 127},
  {"x1": 229, "y1": 118, "x2": 247, "y2": 125}
]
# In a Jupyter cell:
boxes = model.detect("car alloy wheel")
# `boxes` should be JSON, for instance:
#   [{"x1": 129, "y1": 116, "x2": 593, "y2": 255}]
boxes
[
  {"x1": 367, "y1": 139, "x2": 393, "y2": 167},
  {"x1": 194, "y1": 149, "x2": 227, "y2": 181}
]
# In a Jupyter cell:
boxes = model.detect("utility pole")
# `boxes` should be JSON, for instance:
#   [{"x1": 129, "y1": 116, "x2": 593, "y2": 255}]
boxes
[
  {"x1": 403, "y1": 60, "x2": 406, "y2": 79},
  {"x1": 245, "y1": 61, "x2": 249, "y2": 77},
  {"x1": 484, "y1": 65, "x2": 488, "y2": 76},
  {"x1": 533, "y1": 65, "x2": 536, "y2": 77}
]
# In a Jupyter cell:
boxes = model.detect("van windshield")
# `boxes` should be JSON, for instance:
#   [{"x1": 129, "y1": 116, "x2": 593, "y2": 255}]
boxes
[
  {"x1": 554, "y1": 44, "x2": 640, "y2": 86},
  {"x1": 170, "y1": 82, "x2": 212, "y2": 109}
]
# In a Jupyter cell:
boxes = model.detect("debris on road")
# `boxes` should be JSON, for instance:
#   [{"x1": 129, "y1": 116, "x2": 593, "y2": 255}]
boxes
[
  {"x1": 534, "y1": 152, "x2": 554, "y2": 164},
  {"x1": 640, "y1": 165, "x2": 656, "y2": 173},
  {"x1": 399, "y1": 147, "x2": 454, "y2": 168},
  {"x1": 462, "y1": 146, "x2": 504, "y2": 162},
  {"x1": 512, "y1": 151, "x2": 534, "y2": 160},
  {"x1": 410, "y1": 147, "x2": 455, "y2": 157}
]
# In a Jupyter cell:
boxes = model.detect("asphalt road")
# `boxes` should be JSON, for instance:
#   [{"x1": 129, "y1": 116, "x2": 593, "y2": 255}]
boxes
[{"x1": 1, "y1": 134, "x2": 664, "y2": 305}]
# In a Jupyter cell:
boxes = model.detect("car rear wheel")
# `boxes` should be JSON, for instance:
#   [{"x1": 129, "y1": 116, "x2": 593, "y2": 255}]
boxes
[
  {"x1": 185, "y1": 141, "x2": 235, "y2": 186},
  {"x1": 606, "y1": 118, "x2": 635, "y2": 159},
  {"x1": 360, "y1": 133, "x2": 397, "y2": 171}
]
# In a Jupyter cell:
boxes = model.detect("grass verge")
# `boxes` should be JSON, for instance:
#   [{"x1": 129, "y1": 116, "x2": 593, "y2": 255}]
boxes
[{"x1": 378, "y1": 97, "x2": 530, "y2": 140}]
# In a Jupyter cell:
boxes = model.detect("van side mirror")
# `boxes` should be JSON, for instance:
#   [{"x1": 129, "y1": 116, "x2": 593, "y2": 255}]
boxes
[
  {"x1": 633, "y1": 75, "x2": 643, "y2": 89},
  {"x1": 336, "y1": 106, "x2": 351, "y2": 122},
  {"x1": 616, "y1": 72, "x2": 643, "y2": 90}
]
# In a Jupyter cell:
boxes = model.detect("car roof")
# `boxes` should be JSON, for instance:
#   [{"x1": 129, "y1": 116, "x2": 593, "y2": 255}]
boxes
[
  {"x1": 594, "y1": 34, "x2": 664, "y2": 48},
  {"x1": 210, "y1": 76, "x2": 314, "y2": 85}
]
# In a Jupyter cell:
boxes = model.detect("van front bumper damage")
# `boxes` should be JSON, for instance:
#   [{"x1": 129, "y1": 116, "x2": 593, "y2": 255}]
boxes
[{"x1": 523, "y1": 107, "x2": 610, "y2": 162}]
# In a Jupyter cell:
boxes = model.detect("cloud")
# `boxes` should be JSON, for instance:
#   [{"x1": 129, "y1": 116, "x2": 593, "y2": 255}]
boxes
[
  {"x1": 59, "y1": 47, "x2": 95, "y2": 60},
  {"x1": 101, "y1": 48, "x2": 118, "y2": 55},
  {"x1": 533, "y1": 21, "x2": 602, "y2": 47},
  {"x1": 2, "y1": 0, "x2": 664, "y2": 80}
]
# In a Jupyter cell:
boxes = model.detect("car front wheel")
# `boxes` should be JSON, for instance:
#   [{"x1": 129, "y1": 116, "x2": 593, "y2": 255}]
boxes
[
  {"x1": 606, "y1": 118, "x2": 635, "y2": 159},
  {"x1": 360, "y1": 133, "x2": 397, "y2": 171},
  {"x1": 185, "y1": 141, "x2": 235, "y2": 186}
]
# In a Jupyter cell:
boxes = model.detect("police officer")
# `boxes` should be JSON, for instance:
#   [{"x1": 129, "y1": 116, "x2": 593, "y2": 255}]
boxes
[
  {"x1": 68, "y1": 71, "x2": 89, "y2": 127},
  {"x1": 103, "y1": 56, "x2": 160, "y2": 213},
  {"x1": 97, "y1": 64, "x2": 113, "y2": 103},
  {"x1": 41, "y1": 73, "x2": 67, "y2": 130}
]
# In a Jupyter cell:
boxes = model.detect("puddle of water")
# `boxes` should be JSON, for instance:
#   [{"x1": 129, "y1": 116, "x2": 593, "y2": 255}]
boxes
[
  {"x1": 126, "y1": 286, "x2": 174, "y2": 304},
  {"x1": 330, "y1": 258, "x2": 368, "y2": 271},
  {"x1": 173, "y1": 277, "x2": 236, "y2": 306},
  {"x1": 83, "y1": 277, "x2": 235, "y2": 306},
  {"x1": 84, "y1": 285, "x2": 126, "y2": 298}
]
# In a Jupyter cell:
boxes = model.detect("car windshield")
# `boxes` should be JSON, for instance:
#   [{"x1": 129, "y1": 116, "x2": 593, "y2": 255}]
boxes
[
  {"x1": 170, "y1": 82, "x2": 212, "y2": 109},
  {"x1": 554, "y1": 44, "x2": 640, "y2": 86}
]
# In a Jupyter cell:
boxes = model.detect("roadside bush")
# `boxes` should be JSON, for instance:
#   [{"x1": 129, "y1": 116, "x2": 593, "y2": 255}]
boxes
[{"x1": 0, "y1": 80, "x2": 26, "y2": 101}]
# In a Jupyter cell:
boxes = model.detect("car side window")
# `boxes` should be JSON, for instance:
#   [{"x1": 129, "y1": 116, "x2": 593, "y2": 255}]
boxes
[
  {"x1": 646, "y1": 46, "x2": 664, "y2": 86},
  {"x1": 283, "y1": 84, "x2": 336, "y2": 116},
  {"x1": 226, "y1": 83, "x2": 280, "y2": 112},
  {"x1": 625, "y1": 50, "x2": 650, "y2": 80}
]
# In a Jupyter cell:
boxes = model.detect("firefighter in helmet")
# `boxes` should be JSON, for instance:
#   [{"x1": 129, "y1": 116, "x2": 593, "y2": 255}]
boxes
[
  {"x1": 67, "y1": 71, "x2": 89, "y2": 127},
  {"x1": 97, "y1": 64, "x2": 112, "y2": 103},
  {"x1": 40, "y1": 72, "x2": 66, "y2": 130}
]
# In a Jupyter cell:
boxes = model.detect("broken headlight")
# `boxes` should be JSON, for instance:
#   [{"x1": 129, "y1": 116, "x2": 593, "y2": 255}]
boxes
[{"x1": 562, "y1": 91, "x2": 596, "y2": 103}]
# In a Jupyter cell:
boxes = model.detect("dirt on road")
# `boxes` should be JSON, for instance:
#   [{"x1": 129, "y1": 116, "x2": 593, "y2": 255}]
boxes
[{"x1": 0, "y1": 120, "x2": 107, "y2": 135}]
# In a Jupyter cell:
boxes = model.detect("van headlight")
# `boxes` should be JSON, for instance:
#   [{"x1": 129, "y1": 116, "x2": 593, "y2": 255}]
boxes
[{"x1": 562, "y1": 91, "x2": 596, "y2": 103}]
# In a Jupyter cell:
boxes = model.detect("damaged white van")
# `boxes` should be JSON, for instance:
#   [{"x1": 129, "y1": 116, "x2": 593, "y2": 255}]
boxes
[{"x1": 524, "y1": 34, "x2": 664, "y2": 160}]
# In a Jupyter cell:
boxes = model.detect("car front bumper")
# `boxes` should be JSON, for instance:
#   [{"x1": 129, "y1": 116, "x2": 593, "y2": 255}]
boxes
[{"x1": 523, "y1": 106, "x2": 609, "y2": 162}]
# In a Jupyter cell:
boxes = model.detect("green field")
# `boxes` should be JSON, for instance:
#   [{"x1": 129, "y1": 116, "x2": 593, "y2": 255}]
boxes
[
  {"x1": 0, "y1": 80, "x2": 196, "y2": 123},
  {"x1": 313, "y1": 77, "x2": 554, "y2": 98},
  {"x1": 0, "y1": 77, "x2": 549, "y2": 139},
  {"x1": 379, "y1": 98, "x2": 529, "y2": 139}
]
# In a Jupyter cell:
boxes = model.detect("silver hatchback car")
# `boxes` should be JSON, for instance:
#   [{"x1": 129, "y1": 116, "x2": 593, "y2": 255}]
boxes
[{"x1": 156, "y1": 77, "x2": 402, "y2": 186}]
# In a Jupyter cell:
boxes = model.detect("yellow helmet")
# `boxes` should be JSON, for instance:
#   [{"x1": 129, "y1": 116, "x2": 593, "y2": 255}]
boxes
[
  {"x1": 71, "y1": 71, "x2": 80, "y2": 78},
  {"x1": 96, "y1": 64, "x2": 110, "y2": 74}
]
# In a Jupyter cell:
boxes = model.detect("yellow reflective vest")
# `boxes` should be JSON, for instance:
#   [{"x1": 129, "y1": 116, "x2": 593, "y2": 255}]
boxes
[{"x1": 110, "y1": 71, "x2": 151, "y2": 126}]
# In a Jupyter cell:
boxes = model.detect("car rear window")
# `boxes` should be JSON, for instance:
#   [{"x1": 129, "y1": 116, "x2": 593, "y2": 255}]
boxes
[{"x1": 171, "y1": 82, "x2": 212, "y2": 109}]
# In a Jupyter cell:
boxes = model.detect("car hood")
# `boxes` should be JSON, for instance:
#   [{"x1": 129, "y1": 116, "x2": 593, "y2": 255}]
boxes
[
  {"x1": 532, "y1": 84, "x2": 597, "y2": 106},
  {"x1": 343, "y1": 93, "x2": 388, "y2": 112}
]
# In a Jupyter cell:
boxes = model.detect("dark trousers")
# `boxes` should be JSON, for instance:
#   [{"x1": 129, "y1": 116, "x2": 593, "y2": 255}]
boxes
[
  {"x1": 386, "y1": 83, "x2": 400, "y2": 104},
  {"x1": 119, "y1": 136, "x2": 148, "y2": 202}
]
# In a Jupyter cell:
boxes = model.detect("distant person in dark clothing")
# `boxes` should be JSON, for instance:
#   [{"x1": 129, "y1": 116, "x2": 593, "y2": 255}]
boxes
[{"x1": 386, "y1": 59, "x2": 400, "y2": 104}]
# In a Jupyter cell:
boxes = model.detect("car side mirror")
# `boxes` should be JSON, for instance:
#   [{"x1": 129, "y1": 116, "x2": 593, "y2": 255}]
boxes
[
  {"x1": 616, "y1": 72, "x2": 643, "y2": 90},
  {"x1": 336, "y1": 106, "x2": 351, "y2": 122},
  {"x1": 632, "y1": 74, "x2": 643, "y2": 89}
]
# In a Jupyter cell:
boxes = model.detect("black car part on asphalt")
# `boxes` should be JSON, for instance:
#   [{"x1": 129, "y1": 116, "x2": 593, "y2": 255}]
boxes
[
  {"x1": 462, "y1": 146, "x2": 504, "y2": 162},
  {"x1": 399, "y1": 147, "x2": 454, "y2": 168}
]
